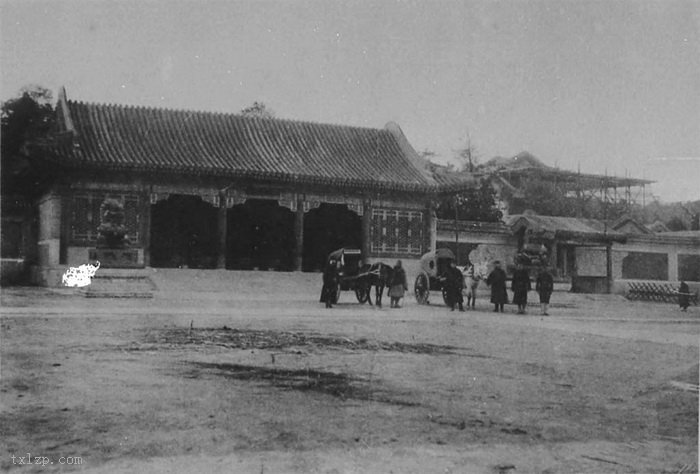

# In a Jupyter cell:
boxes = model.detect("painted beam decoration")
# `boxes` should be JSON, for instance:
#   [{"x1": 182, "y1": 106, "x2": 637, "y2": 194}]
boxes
[{"x1": 303, "y1": 194, "x2": 363, "y2": 215}]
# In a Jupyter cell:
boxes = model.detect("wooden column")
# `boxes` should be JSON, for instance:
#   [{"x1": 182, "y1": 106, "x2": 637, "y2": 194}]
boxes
[
  {"x1": 38, "y1": 192, "x2": 62, "y2": 267},
  {"x1": 294, "y1": 199, "x2": 304, "y2": 271},
  {"x1": 605, "y1": 243, "x2": 613, "y2": 294},
  {"x1": 427, "y1": 203, "x2": 437, "y2": 253},
  {"x1": 217, "y1": 193, "x2": 227, "y2": 269},
  {"x1": 142, "y1": 192, "x2": 151, "y2": 267},
  {"x1": 549, "y1": 242, "x2": 558, "y2": 278},
  {"x1": 59, "y1": 190, "x2": 69, "y2": 265},
  {"x1": 361, "y1": 199, "x2": 371, "y2": 264},
  {"x1": 667, "y1": 249, "x2": 679, "y2": 282}
]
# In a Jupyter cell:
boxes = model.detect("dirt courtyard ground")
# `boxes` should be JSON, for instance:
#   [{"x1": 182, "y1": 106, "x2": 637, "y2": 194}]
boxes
[{"x1": 1, "y1": 269, "x2": 698, "y2": 473}]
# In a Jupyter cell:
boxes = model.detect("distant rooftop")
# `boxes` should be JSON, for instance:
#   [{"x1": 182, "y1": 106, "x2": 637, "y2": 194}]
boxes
[{"x1": 479, "y1": 151, "x2": 654, "y2": 189}]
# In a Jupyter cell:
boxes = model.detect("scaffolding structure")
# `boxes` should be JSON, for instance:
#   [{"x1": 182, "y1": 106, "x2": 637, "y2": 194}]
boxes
[{"x1": 479, "y1": 161, "x2": 654, "y2": 219}]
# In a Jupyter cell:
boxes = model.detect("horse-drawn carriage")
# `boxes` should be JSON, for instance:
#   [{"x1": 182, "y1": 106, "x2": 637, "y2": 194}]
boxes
[
  {"x1": 325, "y1": 248, "x2": 395, "y2": 306},
  {"x1": 325, "y1": 248, "x2": 369, "y2": 304},
  {"x1": 413, "y1": 248, "x2": 457, "y2": 306}
]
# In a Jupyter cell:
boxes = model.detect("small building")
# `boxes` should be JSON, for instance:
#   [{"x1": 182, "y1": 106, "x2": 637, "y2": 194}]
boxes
[
  {"x1": 508, "y1": 214, "x2": 627, "y2": 293},
  {"x1": 23, "y1": 88, "x2": 450, "y2": 285}
]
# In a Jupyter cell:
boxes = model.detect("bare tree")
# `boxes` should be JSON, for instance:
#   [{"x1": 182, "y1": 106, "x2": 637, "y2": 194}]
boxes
[
  {"x1": 454, "y1": 130, "x2": 479, "y2": 172},
  {"x1": 240, "y1": 101, "x2": 275, "y2": 119}
]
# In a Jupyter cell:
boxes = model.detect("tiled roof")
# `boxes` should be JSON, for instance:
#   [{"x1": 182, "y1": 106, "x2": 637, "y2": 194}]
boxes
[
  {"x1": 430, "y1": 169, "x2": 479, "y2": 191},
  {"x1": 437, "y1": 219, "x2": 511, "y2": 234},
  {"x1": 626, "y1": 231, "x2": 700, "y2": 246},
  {"x1": 508, "y1": 214, "x2": 626, "y2": 242},
  {"x1": 47, "y1": 92, "x2": 436, "y2": 193}
]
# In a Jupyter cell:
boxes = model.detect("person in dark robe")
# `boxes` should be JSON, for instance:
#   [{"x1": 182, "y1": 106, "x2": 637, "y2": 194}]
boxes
[
  {"x1": 535, "y1": 267, "x2": 554, "y2": 316},
  {"x1": 388, "y1": 260, "x2": 408, "y2": 308},
  {"x1": 678, "y1": 281, "x2": 690, "y2": 312},
  {"x1": 320, "y1": 259, "x2": 339, "y2": 308},
  {"x1": 511, "y1": 263, "x2": 532, "y2": 314},
  {"x1": 444, "y1": 261, "x2": 465, "y2": 312},
  {"x1": 486, "y1": 260, "x2": 508, "y2": 312}
]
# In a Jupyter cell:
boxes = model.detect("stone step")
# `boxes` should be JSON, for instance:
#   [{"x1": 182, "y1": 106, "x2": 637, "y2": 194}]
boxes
[
  {"x1": 82, "y1": 269, "x2": 155, "y2": 298},
  {"x1": 83, "y1": 290, "x2": 153, "y2": 299}
]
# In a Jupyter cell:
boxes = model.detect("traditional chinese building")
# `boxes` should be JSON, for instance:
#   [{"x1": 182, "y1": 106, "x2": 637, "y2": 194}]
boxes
[{"x1": 26, "y1": 88, "x2": 444, "y2": 285}]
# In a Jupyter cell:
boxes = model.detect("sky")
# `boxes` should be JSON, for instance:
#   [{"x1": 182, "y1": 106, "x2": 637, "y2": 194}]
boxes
[{"x1": 1, "y1": 0, "x2": 699, "y2": 202}]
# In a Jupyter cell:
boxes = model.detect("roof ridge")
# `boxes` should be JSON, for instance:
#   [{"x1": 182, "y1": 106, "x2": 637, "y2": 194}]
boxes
[{"x1": 66, "y1": 98, "x2": 389, "y2": 133}]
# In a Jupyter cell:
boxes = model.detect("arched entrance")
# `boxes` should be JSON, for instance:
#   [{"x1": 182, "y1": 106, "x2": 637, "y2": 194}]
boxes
[
  {"x1": 303, "y1": 203, "x2": 362, "y2": 272},
  {"x1": 150, "y1": 195, "x2": 218, "y2": 268},
  {"x1": 226, "y1": 199, "x2": 295, "y2": 270}
]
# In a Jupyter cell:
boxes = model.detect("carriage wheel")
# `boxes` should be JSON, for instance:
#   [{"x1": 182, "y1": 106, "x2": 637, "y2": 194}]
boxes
[
  {"x1": 355, "y1": 283, "x2": 369, "y2": 304},
  {"x1": 332, "y1": 283, "x2": 340, "y2": 304},
  {"x1": 442, "y1": 286, "x2": 450, "y2": 306},
  {"x1": 414, "y1": 273, "x2": 430, "y2": 305}
]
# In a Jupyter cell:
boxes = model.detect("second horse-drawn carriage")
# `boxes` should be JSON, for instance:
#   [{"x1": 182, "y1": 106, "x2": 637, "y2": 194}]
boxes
[{"x1": 413, "y1": 248, "x2": 457, "y2": 306}]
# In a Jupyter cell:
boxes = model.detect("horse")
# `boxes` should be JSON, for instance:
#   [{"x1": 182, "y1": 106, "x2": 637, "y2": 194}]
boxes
[
  {"x1": 464, "y1": 263, "x2": 485, "y2": 309},
  {"x1": 359, "y1": 262, "x2": 393, "y2": 307}
]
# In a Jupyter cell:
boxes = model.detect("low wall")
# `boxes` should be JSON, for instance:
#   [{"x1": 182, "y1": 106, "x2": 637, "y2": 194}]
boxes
[
  {"x1": 29, "y1": 265, "x2": 65, "y2": 287},
  {"x1": 612, "y1": 279, "x2": 700, "y2": 296}
]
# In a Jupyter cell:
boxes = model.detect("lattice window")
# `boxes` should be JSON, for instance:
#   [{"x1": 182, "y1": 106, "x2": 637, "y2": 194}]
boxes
[
  {"x1": 72, "y1": 195, "x2": 92, "y2": 241},
  {"x1": 370, "y1": 209, "x2": 423, "y2": 256},
  {"x1": 71, "y1": 193, "x2": 140, "y2": 244},
  {"x1": 124, "y1": 196, "x2": 140, "y2": 243}
]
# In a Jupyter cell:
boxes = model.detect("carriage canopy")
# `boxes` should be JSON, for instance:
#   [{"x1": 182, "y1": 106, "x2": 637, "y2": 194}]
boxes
[
  {"x1": 419, "y1": 248, "x2": 456, "y2": 278},
  {"x1": 327, "y1": 248, "x2": 363, "y2": 278},
  {"x1": 328, "y1": 248, "x2": 362, "y2": 263}
]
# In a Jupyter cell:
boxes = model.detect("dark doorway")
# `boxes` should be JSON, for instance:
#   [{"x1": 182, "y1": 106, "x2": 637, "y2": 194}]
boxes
[
  {"x1": 150, "y1": 195, "x2": 218, "y2": 268},
  {"x1": 226, "y1": 199, "x2": 295, "y2": 271},
  {"x1": 303, "y1": 203, "x2": 361, "y2": 272},
  {"x1": 556, "y1": 244, "x2": 577, "y2": 279}
]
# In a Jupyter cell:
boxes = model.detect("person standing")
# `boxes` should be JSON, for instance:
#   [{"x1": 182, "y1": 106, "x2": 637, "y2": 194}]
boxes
[
  {"x1": 444, "y1": 261, "x2": 465, "y2": 311},
  {"x1": 320, "y1": 259, "x2": 339, "y2": 308},
  {"x1": 511, "y1": 262, "x2": 531, "y2": 314},
  {"x1": 678, "y1": 281, "x2": 690, "y2": 312},
  {"x1": 535, "y1": 267, "x2": 554, "y2": 316},
  {"x1": 388, "y1": 260, "x2": 408, "y2": 308},
  {"x1": 464, "y1": 263, "x2": 481, "y2": 310},
  {"x1": 486, "y1": 260, "x2": 508, "y2": 312}
]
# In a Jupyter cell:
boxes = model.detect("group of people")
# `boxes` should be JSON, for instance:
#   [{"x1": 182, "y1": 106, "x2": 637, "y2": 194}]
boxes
[
  {"x1": 321, "y1": 256, "x2": 555, "y2": 315},
  {"x1": 440, "y1": 260, "x2": 554, "y2": 315},
  {"x1": 485, "y1": 261, "x2": 553, "y2": 315}
]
